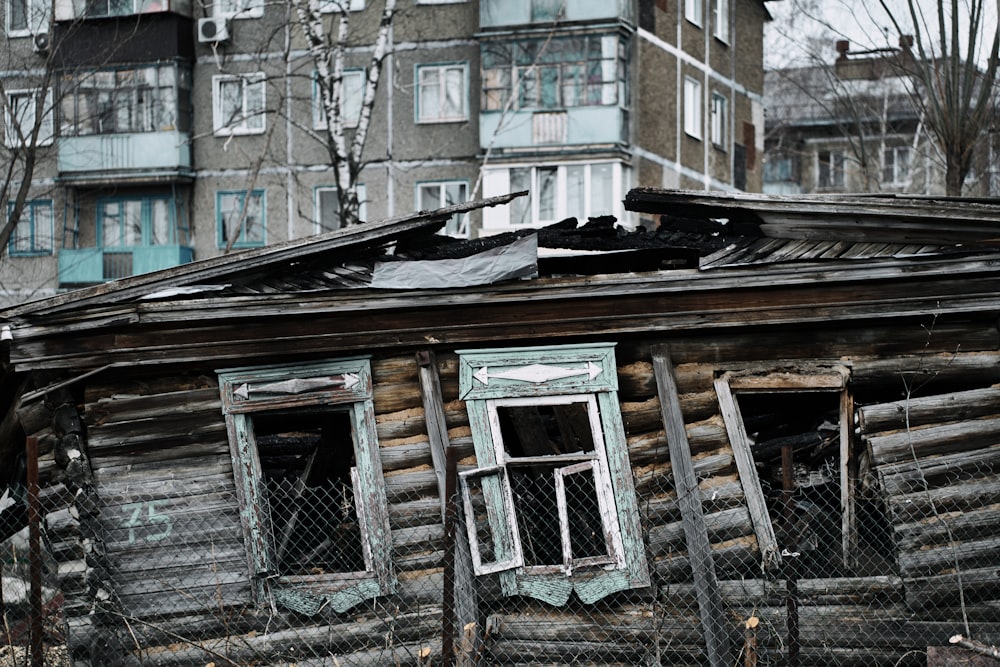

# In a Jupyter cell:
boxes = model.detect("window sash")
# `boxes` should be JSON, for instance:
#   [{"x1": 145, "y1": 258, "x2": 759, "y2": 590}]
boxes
[
  {"x1": 685, "y1": 0, "x2": 702, "y2": 25},
  {"x1": 314, "y1": 183, "x2": 367, "y2": 232},
  {"x1": 98, "y1": 196, "x2": 176, "y2": 248},
  {"x1": 417, "y1": 64, "x2": 467, "y2": 122},
  {"x1": 7, "y1": 0, "x2": 47, "y2": 34},
  {"x1": 417, "y1": 180, "x2": 469, "y2": 236},
  {"x1": 313, "y1": 69, "x2": 364, "y2": 130},
  {"x1": 218, "y1": 190, "x2": 265, "y2": 247},
  {"x1": 710, "y1": 92, "x2": 726, "y2": 146},
  {"x1": 713, "y1": 0, "x2": 729, "y2": 41},
  {"x1": 8, "y1": 200, "x2": 53, "y2": 256},
  {"x1": 683, "y1": 77, "x2": 702, "y2": 139},
  {"x1": 213, "y1": 74, "x2": 265, "y2": 135},
  {"x1": 554, "y1": 460, "x2": 622, "y2": 572},
  {"x1": 4, "y1": 89, "x2": 54, "y2": 147},
  {"x1": 215, "y1": 0, "x2": 263, "y2": 17}
]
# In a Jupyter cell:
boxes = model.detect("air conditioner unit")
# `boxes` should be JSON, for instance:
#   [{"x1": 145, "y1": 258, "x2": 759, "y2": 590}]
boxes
[
  {"x1": 32, "y1": 33, "x2": 50, "y2": 54},
  {"x1": 198, "y1": 16, "x2": 230, "y2": 44}
]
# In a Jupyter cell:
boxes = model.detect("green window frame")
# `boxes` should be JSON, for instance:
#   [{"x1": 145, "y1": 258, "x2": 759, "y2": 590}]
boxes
[
  {"x1": 97, "y1": 195, "x2": 184, "y2": 248},
  {"x1": 218, "y1": 358, "x2": 395, "y2": 613},
  {"x1": 8, "y1": 199, "x2": 53, "y2": 256},
  {"x1": 457, "y1": 343, "x2": 649, "y2": 606},
  {"x1": 217, "y1": 189, "x2": 265, "y2": 248}
]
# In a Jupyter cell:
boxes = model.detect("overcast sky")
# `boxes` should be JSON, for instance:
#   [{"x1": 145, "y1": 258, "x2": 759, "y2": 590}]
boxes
[{"x1": 764, "y1": 0, "x2": 999, "y2": 69}]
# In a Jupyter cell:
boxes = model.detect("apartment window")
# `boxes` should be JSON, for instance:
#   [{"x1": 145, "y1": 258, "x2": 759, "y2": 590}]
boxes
[
  {"x1": 683, "y1": 76, "x2": 702, "y2": 139},
  {"x1": 763, "y1": 153, "x2": 797, "y2": 183},
  {"x1": 713, "y1": 0, "x2": 729, "y2": 42},
  {"x1": 99, "y1": 195, "x2": 185, "y2": 248},
  {"x1": 213, "y1": 73, "x2": 265, "y2": 136},
  {"x1": 218, "y1": 358, "x2": 395, "y2": 613},
  {"x1": 716, "y1": 369, "x2": 895, "y2": 577},
  {"x1": 8, "y1": 200, "x2": 53, "y2": 256},
  {"x1": 3, "y1": 89, "x2": 53, "y2": 147},
  {"x1": 710, "y1": 92, "x2": 727, "y2": 148},
  {"x1": 84, "y1": 0, "x2": 150, "y2": 18},
  {"x1": 415, "y1": 0, "x2": 464, "y2": 3},
  {"x1": 314, "y1": 184, "x2": 367, "y2": 232},
  {"x1": 494, "y1": 162, "x2": 620, "y2": 228},
  {"x1": 482, "y1": 34, "x2": 627, "y2": 112},
  {"x1": 882, "y1": 146, "x2": 911, "y2": 186},
  {"x1": 313, "y1": 69, "x2": 364, "y2": 130},
  {"x1": 6, "y1": 0, "x2": 47, "y2": 35},
  {"x1": 685, "y1": 0, "x2": 703, "y2": 26},
  {"x1": 457, "y1": 344, "x2": 649, "y2": 605},
  {"x1": 217, "y1": 190, "x2": 265, "y2": 248},
  {"x1": 817, "y1": 150, "x2": 846, "y2": 188},
  {"x1": 215, "y1": 0, "x2": 263, "y2": 18},
  {"x1": 60, "y1": 63, "x2": 191, "y2": 136},
  {"x1": 318, "y1": 0, "x2": 365, "y2": 11},
  {"x1": 416, "y1": 64, "x2": 468, "y2": 123},
  {"x1": 417, "y1": 180, "x2": 469, "y2": 237}
]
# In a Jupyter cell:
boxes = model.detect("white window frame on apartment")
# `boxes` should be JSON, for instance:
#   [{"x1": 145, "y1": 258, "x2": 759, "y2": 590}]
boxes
[
  {"x1": 6, "y1": 0, "x2": 48, "y2": 35},
  {"x1": 415, "y1": 0, "x2": 464, "y2": 3},
  {"x1": 314, "y1": 183, "x2": 367, "y2": 232},
  {"x1": 8, "y1": 199, "x2": 53, "y2": 256},
  {"x1": 683, "y1": 76, "x2": 703, "y2": 140},
  {"x1": 212, "y1": 73, "x2": 266, "y2": 136},
  {"x1": 318, "y1": 0, "x2": 366, "y2": 12},
  {"x1": 214, "y1": 0, "x2": 263, "y2": 18},
  {"x1": 710, "y1": 91, "x2": 727, "y2": 148},
  {"x1": 480, "y1": 162, "x2": 625, "y2": 230},
  {"x1": 456, "y1": 343, "x2": 649, "y2": 606},
  {"x1": 816, "y1": 149, "x2": 847, "y2": 189},
  {"x1": 882, "y1": 145, "x2": 911, "y2": 186},
  {"x1": 416, "y1": 63, "x2": 468, "y2": 123},
  {"x1": 3, "y1": 89, "x2": 53, "y2": 148},
  {"x1": 713, "y1": 0, "x2": 729, "y2": 42},
  {"x1": 416, "y1": 180, "x2": 469, "y2": 237},
  {"x1": 313, "y1": 69, "x2": 365, "y2": 131},
  {"x1": 685, "y1": 0, "x2": 703, "y2": 26}
]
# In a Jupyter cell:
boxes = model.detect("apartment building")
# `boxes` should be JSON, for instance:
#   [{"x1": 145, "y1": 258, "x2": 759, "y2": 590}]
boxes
[
  {"x1": 0, "y1": 0, "x2": 771, "y2": 305},
  {"x1": 763, "y1": 38, "x2": 1000, "y2": 196}
]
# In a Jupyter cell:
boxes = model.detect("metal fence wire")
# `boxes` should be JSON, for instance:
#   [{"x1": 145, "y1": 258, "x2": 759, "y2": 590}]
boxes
[{"x1": 4, "y1": 386, "x2": 1000, "y2": 666}]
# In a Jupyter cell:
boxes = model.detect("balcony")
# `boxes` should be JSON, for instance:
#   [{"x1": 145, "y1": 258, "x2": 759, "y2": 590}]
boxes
[
  {"x1": 58, "y1": 244, "x2": 194, "y2": 286},
  {"x1": 57, "y1": 131, "x2": 192, "y2": 184},
  {"x1": 480, "y1": 0, "x2": 632, "y2": 28},
  {"x1": 480, "y1": 106, "x2": 627, "y2": 151}
]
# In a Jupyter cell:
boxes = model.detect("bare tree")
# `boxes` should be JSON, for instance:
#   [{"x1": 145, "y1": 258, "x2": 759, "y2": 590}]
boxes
[
  {"x1": 291, "y1": 0, "x2": 396, "y2": 227},
  {"x1": 879, "y1": 0, "x2": 999, "y2": 195}
]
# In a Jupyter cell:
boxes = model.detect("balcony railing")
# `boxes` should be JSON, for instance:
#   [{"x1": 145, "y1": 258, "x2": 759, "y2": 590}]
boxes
[
  {"x1": 480, "y1": 0, "x2": 632, "y2": 28},
  {"x1": 58, "y1": 244, "x2": 194, "y2": 286},
  {"x1": 481, "y1": 106, "x2": 626, "y2": 150},
  {"x1": 58, "y1": 131, "x2": 192, "y2": 181}
]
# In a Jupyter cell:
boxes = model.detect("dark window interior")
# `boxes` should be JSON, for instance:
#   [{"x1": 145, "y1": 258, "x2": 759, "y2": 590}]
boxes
[{"x1": 253, "y1": 410, "x2": 365, "y2": 576}]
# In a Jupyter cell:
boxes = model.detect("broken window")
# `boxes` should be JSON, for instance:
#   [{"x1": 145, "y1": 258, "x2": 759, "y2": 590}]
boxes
[
  {"x1": 218, "y1": 358, "x2": 395, "y2": 613},
  {"x1": 716, "y1": 369, "x2": 895, "y2": 577},
  {"x1": 458, "y1": 344, "x2": 648, "y2": 606}
]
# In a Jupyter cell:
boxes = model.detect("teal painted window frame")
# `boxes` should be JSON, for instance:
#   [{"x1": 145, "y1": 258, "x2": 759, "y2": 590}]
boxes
[
  {"x1": 217, "y1": 358, "x2": 396, "y2": 613},
  {"x1": 97, "y1": 195, "x2": 183, "y2": 248},
  {"x1": 8, "y1": 199, "x2": 53, "y2": 257},
  {"x1": 456, "y1": 343, "x2": 649, "y2": 606},
  {"x1": 216, "y1": 189, "x2": 265, "y2": 248}
]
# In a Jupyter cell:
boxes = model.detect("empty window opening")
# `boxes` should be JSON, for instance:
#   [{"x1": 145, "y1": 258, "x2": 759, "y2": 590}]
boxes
[
  {"x1": 495, "y1": 402, "x2": 616, "y2": 571},
  {"x1": 253, "y1": 410, "x2": 366, "y2": 576}
]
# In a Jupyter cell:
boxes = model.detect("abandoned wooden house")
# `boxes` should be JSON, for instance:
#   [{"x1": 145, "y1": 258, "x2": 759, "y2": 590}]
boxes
[{"x1": 2, "y1": 189, "x2": 1000, "y2": 666}]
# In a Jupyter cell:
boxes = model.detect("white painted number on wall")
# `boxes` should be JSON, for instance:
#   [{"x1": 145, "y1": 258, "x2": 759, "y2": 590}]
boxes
[{"x1": 121, "y1": 501, "x2": 173, "y2": 544}]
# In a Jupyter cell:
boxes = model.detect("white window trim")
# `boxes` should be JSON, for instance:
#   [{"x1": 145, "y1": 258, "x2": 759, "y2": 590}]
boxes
[
  {"x1": 416, "y1": 62, "x2": 469, "y2": 123},
  {"x1": 683, "y1": 76, "x2": 703, "y2": 140},
  {"x1": 3, "y1": 88, "x2": 54, "y2": 148},
  {"x1": 212, "y1": 73, "x2": 266, "y2": 136},
  {"x1": 710, "y1": 91, "x2": 726, "y2": 148},
  {"x1": 6, "y1": 0, "x2": 48, "y2": 36},
  {"x1": 882, "y1": 146, "x2": 911, "y2": 186},
  {"x1": 816, "y1": 149, "x2": 847, "y2": 189},
  {"x1": 416, "y1": 179, "x2": 469, "y2": 237},
  {"x1": 457, "y1": 343, "x2": 649, "y2": 606},
  {"x1": 318, "y1": 0, "x2": 366, "y2": 12},
  {"x1": 713, "y1": 0, "x2": 729, "y2": 43},
  {"x1": 314, "y1": 183, "x2": 367, "y2": 232},
  {"x1": 214, "y1": 0, "x2": 264, "y2": 19},
  {"x1": 313, "y1": 68, "x2": 365, "y2": 131},
  {"x1": 685, "y1": 0, "x2": 703, "y2": 26}
]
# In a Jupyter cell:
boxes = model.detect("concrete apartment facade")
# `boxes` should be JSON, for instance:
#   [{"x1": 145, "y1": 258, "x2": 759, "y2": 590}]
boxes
[{"x1": 0, "y1": 0, "x2": 770, "y2": 305}]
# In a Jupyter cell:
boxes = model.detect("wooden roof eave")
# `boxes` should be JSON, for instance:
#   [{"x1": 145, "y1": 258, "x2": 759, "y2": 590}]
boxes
[{"x1": 0, "y1": 192, "x2": 526, "y2": 320}]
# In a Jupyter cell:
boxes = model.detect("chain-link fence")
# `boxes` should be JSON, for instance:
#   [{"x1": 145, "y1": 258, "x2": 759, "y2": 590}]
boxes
[{"x1": 5, "y1": 381, "x2": 1000, "y2": 666}]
